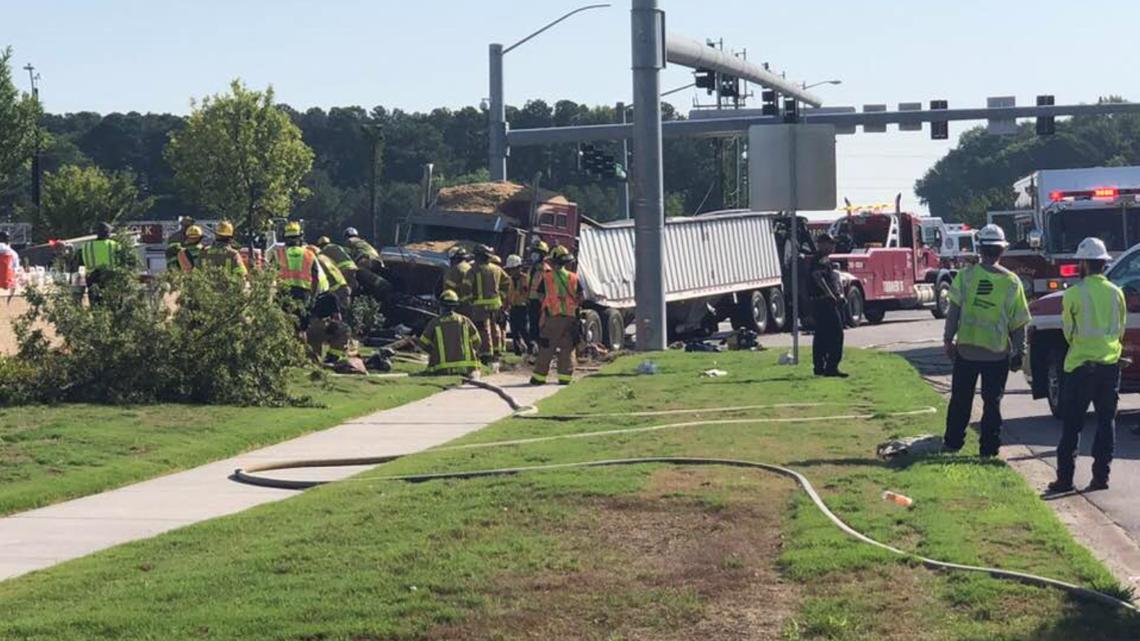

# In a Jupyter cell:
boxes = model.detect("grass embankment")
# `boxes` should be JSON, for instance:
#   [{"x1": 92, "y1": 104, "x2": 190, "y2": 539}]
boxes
[
  {"x1": 1, "y1": 350, "x2": 1137, "y2": 640},
  {"x1": 0, "y1": 364, "x2": 457, "y2": 516}
]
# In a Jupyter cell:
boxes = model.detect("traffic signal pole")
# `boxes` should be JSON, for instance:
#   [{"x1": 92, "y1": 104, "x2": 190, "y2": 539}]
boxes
[
  {"x1": 488, "y1": 43, "x2": 507, "y2": 181},
  {"x1": 616, "y1": 101, "x2": 631, "y2": 220},
  {"x1": 630, "y1": 0, "x2": 667, "y2": 351}
]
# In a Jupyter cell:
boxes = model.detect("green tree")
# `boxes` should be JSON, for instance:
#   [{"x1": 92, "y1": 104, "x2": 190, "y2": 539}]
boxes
[
  {"x1": 33, "y1": 164, "x2": 154, "y2": 239},
  {"x1": 0, "y1": 46, "x2": 42, "y2": 192},
  {"x1": 165, "y1": 80, "x2": 314, "y2": 234}
]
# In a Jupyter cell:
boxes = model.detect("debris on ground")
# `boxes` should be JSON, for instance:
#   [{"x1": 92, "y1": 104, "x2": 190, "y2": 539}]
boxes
[
  {"x1": 778, "y1": 352, "x2": 796, "y2": 365},
  {"x1": 700, "y1": 368, "x2": 729, "y2": 378},
  {"x1": 726, "y1": 329, "x2": 763, "y2": 351},
  {"x1": 635, "y1": 360, "x2": 659, "y2": 375},
  {"x1": 881, "y1": 491, "x2": 915, "y2": 509},
  {"x1": 876, "y1": 434, "x2": 943, "y2": 460},
  {"x1": 365, "y1": 353, "x2": 393, "y2": 372},
  {"x1": 684, "y1": 340, "x2": 722, "y2": 352},
  {"x1": 332, "y1": 357, "x2": 369, "y2": 375}
]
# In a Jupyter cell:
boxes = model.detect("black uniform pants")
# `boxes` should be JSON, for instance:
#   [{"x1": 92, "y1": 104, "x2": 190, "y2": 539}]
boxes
[
  {"x1": 1056, "y1": 362, "x2": 1120, "y2": 484},
  {"x1": 810, "y1": 298, "x2": 845, "y2": 374},
  {"x1": 943, "y1": 357, "x2": 1009, "y2": 456}
]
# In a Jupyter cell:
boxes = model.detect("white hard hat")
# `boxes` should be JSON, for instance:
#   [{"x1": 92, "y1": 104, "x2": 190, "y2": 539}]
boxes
[
  {"x1": 976, "y1": 224, "x2": 1008, "y2": 247},
  {"x1": 505, "y1": 254, "x2": 523, "y2": 269},
  {"x1": 1075, "y1": 237, "x2": 1112, "y2": 261}
]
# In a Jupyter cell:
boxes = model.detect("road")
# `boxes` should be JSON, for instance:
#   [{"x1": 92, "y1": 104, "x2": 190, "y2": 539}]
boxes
[{"x1": 754, "y1": 310, "x2": 1140, "y2": 588}]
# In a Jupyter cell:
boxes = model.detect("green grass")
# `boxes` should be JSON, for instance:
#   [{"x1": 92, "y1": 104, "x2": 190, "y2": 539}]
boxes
[
  {"x1": 1, "y1": 349, "x2": 1137, "y2": 640},
  {"x1": 0, "y1": 364, "x2": 458, "y2": 516}
]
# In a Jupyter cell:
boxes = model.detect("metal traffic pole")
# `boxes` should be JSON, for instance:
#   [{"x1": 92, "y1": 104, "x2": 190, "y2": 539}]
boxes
[
  {"x1": 788, "y1": 124, "x2": 800, "y2": 365},
  {"x1": 617, "y1": 102, "x2": 631, "y2": 220}
]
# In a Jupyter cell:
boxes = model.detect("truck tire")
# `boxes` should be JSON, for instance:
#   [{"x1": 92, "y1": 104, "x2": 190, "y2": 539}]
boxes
[
  {"x1": 601, "y1": 308, "x2": 626, "y2": 351},
  {"x1": 845, "y1": 286, "x2": 865, "y2": 327},
  {"x1": 864, "y1": 303, "x2": 886, "y2": 325},
  {"x1": 932, "y1": 280, "x2": 952, "y2": 319},
  {"x1": 766, "y1": 287, "x2": 786, "y2": 333},
  {"x1": 1047, "y1": 346, "x2": 1065, "y2": 419},
  {"x1": 580, "y1": 309, "x2": 603, "y2": 346},
  {"x1": 736, "y1": 290, "x2": 768, "y2": 334}
]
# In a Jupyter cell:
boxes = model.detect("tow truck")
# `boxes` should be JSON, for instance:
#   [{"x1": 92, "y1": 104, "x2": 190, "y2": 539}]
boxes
[
  {"x1": 826, "y1": 204, "x2": 957, "y2": 324},
  {"x1": 1025, "y1": 242, "x2": 1140, "y2": 417},
  {"x1": 989, "y1": 166, "x2": 1140, "y2": 298}
]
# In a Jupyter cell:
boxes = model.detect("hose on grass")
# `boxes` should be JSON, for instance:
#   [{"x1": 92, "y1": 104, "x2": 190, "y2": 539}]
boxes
[{"x1": 230, "y1": 378, "x2": 1139, "y2": 614}]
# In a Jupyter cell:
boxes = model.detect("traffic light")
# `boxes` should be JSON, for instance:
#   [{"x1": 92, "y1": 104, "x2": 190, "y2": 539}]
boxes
[
  {"x1": 761, "y1": 90, "x2": 779, "y2": 117},
  {"x1": 577, "y1": 144, "x2": 595, "y2": 173},
  {"x1": 695, "y1": 68, "x2": 717, "y2": 94},
  {"x1": 783, "y1": 98, "x2": 798, "y2": 123},
  {"x1": 1036, "y1": 95, "x2": 1056, "y2": 135},
  {"x1": 719, "y1": 74, "x2": 739, "y2": 99},
  {"x1": 930, "y1": 99, "x2": 949, "y2": 140}
]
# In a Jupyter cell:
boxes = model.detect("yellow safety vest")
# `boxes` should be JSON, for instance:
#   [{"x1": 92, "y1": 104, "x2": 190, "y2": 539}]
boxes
[
  {"x1": 1062, "y1": 274, "x2": 1126, "y2": 373},
  {"x1": 81, "y1": 239, "x2": 120, "y2": 270},
  {"x1": 469, "y1": 263, "x2": 506, "y2": 309},
  {"x1": 316, "y1": 253, "x2": 347, "y2": 291},
  {"x1": 275, "y1": 246, "x2": 316, "y2": 291},
  {"x1": 949, "y1": 264, "x2": 1030, "y2": 354}
]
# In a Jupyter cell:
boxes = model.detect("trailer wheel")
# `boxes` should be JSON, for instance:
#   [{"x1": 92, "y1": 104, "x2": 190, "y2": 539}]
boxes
[
  {"x1": 864, "y1": 304, "x2": 886, "y2": 325},
  {"x1": 580, "y1": 309, "x2": 603, "y2": 346},
  {"x1": 601, "y1": 308, "x2": 626, "y2": 351},
  {"x1": 736, "y1": 290, "x2": 768, "y2": 334},
  {"x1": 766, "y1": 287, "x2": 786, "y2": 333},
  {"x1": 1046, "y1": 346, "x2": 1066, "y2": 419},
  {"x1": 932, "y1": 280, "x2": 952, "y2": 319},
  {"x1": 845, "y1": 286, "x2": 865, "y2": 327}
]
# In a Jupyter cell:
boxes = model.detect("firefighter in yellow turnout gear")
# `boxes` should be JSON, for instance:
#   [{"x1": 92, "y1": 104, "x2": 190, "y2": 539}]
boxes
[
  {"x1": 505, "y1": 254, "x2": 530, "y2": 355},
  {"x1": 176, "y1": 225, "x2": 206, "y2": 272},
  {"x1": 419, "y1": 290, "x2": 481, "y2": 375},
  {"x1": 530, "y1": 246, "x2": 583, "y2": 385},
  {"x1": 463, "y1": 244, "x2": 510, "y2": 364},
  {"x1": 201, "y1": 221, "x2": 247, "y2": 276}
]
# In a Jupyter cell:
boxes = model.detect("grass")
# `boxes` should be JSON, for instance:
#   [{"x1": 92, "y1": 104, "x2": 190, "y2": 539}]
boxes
[
  {"x1": 0, "y1": 363, "x2": 458, "y2": 516},
  {"x1": 1, "y1": 349, "x2": 1138, "y2": 640}
]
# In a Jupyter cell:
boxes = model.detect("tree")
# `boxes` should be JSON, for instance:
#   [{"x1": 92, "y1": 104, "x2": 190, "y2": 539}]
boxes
[
  {"x1": 165, "y1": 80, "x2": 313, "y2": 235},
  {"x1": 0, "y1": 46, "x2": 42, "y2": 192},
  {"x1": 33, "y1": 164, "x2": 154, "y2": 239}
]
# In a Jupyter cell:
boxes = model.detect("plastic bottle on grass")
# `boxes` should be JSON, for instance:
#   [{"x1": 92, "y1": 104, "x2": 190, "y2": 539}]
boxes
[{"x1": 882, "y1": 491, "x2": 914, "y2": 508}]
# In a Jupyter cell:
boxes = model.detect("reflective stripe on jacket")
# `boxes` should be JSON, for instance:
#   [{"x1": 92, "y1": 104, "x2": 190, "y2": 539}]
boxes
[
  {"x1": 467, "y1": 262, "x2": 509, "y2": 309},
  {"x1": 418, "y1": 312, "x2": 480, "y2": 372},
  {"x1": 1062, "y1": 274, "x2": 1126, "y2": 373},
  {"x1": 320, "y1": 244, "x2": 358, "y2": 273},
  {"x1": 275, "y1": 246, "x2": 316, "y2": 291},
  {"x1": 541, "y1": 268, "x2": 580, "y2": 318},
  {"x1": 201, "y1": 245, "x2": 248, "y2": 275},
  {"x1": 81, "y1": 239, "x2": 121, "y2": 270},
  {"x1": 948, "y1": 264, "x2": 1030, "y2": 354},
  {"x1": 316, "y1": 253, "x2": 348, "y2": 291}
]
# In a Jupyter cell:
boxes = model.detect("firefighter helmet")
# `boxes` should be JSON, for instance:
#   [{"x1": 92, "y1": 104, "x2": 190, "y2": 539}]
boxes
[
  {"x1": 215, "y1": 221, "x2": 235, "y2": 238},
  {"x1": 185, "y1": 225, "x2": 204, "y2": 242},
  {"x1": 316, "y1": 236, "x2": 331, "y2": 247},
  {"x1": 343, "y1": 227, "x2": 359, "y2": 239},
  {"x1": 551, "y1": 245, "x2": 572, "y2": 262},
  {"x1": 505, "y1": 254, "x2": 523, "y2": 269},
  {"x1": 440, "y1": 289, "x2": 461, "y2": 306},
  {"x1": 1075, "y1": 237, "x2": 1112, "y2": 261},
  {"x1": 532, "y1": 240, "x2": 549, "y2": 254},
  {"x1": 976, "y1": 224, "x2": 1008, "y2": 247},
  {"x1": 283, "y1": 221, "x2": 303, "y2": 238}
]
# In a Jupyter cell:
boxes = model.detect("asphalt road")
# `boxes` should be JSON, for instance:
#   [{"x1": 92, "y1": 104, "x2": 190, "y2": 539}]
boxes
[{"x1": 755, "y1": 310, "x2": 1140, "y2": 557}]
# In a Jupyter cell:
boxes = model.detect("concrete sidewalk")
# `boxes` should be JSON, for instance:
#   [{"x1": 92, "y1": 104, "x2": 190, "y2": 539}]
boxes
[{"x1": 0, "y1": 373, "x2": 560, "y2": 582}]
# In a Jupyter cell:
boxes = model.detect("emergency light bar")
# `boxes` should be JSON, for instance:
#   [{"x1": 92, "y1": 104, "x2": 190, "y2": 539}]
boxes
[{"x1": 1048, "y1": 187, "x2": 1140, "y2": 202}]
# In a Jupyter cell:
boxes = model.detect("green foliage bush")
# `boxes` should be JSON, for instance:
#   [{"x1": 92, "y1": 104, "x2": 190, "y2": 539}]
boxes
[{"x1": 11, "y1": 267, "x2": 306, "y2": 406}]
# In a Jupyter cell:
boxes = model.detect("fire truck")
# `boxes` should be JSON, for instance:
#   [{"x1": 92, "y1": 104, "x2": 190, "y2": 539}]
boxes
[
  {"x1": 827, "y1": 206, "x2": 957, "y2": 324},
  {"x1": 989, "y1": 166, "x2": 1140, "y2": 298}
]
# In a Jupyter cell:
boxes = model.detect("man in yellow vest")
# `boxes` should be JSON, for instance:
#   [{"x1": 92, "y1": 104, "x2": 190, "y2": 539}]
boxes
[
  {"x1": 530, "y1": 246, "x2": 583, "y2": 385},
  {"x1": 309, "y1": 244, "x2": 351, "y2": 312},
  {"x1": 317, "y1": 235, "x2": 358, "y2": 294},
  {"x1": 166, "y1": 215, "x2": 194, "y2": 270},
  {"x1": 505, "y1": 254, "x2": 530, "y2": 355},
  {"x1": 1047, "y1": 237, "x2": 1126, "y2": 494},
  {"x1": 942, "y1": 224, "x2": 1031, "y2": 457},
  {"x1": 176, "y1": 225, "x2": 206, "y2": 272},
  {"x1": 463, "y1": 244, "x2": 510, "y2": 365},
  {"x1": 270, "y1": 222, "x2": 325, "y2": 334},
  {"x1": 79, "y1": 222, "x2": 123, "y2": 305},
  {"x1": 418, "y1": 289, "x2": 481, "y2": 375},
  {"x1": 526, "y1": 240, "x2": 551, "y2": 352},
  {"x1": 201, "y1": 221, "x2": 247, "y2": 276}
]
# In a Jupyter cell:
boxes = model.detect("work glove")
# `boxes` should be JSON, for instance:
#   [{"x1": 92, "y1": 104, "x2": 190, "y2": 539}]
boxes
[{"x1": 1009, "y1": 354, "x2": 1024, "y2": 372}]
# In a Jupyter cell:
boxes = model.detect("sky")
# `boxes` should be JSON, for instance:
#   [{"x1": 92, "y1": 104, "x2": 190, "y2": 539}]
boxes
[{"x1": 5, "y1": 0, "x2": 1139, "y2": 218}]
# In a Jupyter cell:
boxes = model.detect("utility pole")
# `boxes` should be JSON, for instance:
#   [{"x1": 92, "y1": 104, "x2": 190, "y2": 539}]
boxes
[
  {"x1": 488, "y1": 43, "x2": 507, "y2": 181},
  {"x1": 631, "y1": 0, "x2": 666, "y2": 351},
  {"x1": 23, "y1": 64, "x2": 41, "y2": 210},
  {"x1": 616, "y1": 101, "x2": 631, "y2": 219},
  {"x1": 364, "y1": 124, "x2": 383, "y2": 243}
]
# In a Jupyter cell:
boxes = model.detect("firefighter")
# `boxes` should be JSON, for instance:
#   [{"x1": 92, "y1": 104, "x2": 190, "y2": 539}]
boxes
[
  {"x1": 443, "y1": 246, "x2": 472, "y2": 295},
  {"x1": 530, "y1": 245, "x2": 583, "y2": 385},
  {"x1": 942, "y1": 224, "x2": 1031, "y2": 457},
  {"x1": 309, "y1": 244, "x2": 351, "y2": 312},
  {"x1": 1047, "y1": 237, "x2": 1125, "y2": 493},
  {"x1": 809, "y1": 233, "x2": 847, "y2": 377},
  {"x1": 79, "y1": 222, "x2": 122, "y2": 305},
  {"x1": 306, "y1": 282, "x2": 350, "y2": 366},
  {"x1": 418, "y1": 289, "x2": 481, "y2": 375},
  {"x1": 271, "y1": 222, "x2": 324, "y2": 327},
  {"x1": 464, "y1": 244, "x2": 510, "y2": 364},
  {"x1": 176, "y1": 225, "x2": 206, "y2": 272},
  {"x1": 201, "y1": 221, "x2": 247, "y2": 276},
  {"x1": 489, "y1": 253, "x2": 508, "y2": 356},
  {"x1": 343, "y1": 227, "x2": 390, "y2": 302},
  {"x1": 166, "y1": 215, "x2": 195, "y2": 270},
  {"x1": 317, "y1": 235, "x2": 358, "y2": 294},
  {"x1": 0, "y1": 230, "x2": 20, "y2": 290},
  {"x1": 526, "y1": 240, "x2": 552, "y2": 350},
  {"x1": 505, "y1": 254, "x2": 530, "y2": 355}
]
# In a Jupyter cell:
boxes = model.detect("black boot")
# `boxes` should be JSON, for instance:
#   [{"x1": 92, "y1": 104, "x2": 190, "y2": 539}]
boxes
[
  {"x1": 1087, "y1": 477, "x2": 1110, "y2": 491},
  {"x1": 1045, "y1": 479, "x2": 1075, "y2": 494}
]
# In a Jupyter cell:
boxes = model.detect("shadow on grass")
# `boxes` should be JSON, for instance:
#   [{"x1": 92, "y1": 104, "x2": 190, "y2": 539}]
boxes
[{"x1": 1029, "y1": 597, "x2": 1140, "y2": 639}]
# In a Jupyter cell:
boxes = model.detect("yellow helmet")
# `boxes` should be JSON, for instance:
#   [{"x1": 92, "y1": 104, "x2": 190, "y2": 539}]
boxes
[
  {"x1": 490, "y1": 254, "x2": 502, "y2": 265},
  {"x1": 316, "y1": 236, "x2": 331, "y2": 247},
  {"x1": 215, "y1": 221, "x2": 235, "y2": 238},
  {"x1": 283, "y1": 221, "x2": 302, "y2": 238},
  {"x1": 185, "y1": 225, "x2": 204, "y2": 242},
  {"x1": 439, "y1": 289, "x2": 460, "y2": 305},
  {"x1": 551, "y1": 245, "x2": 571, "y2": 260},
  {"x1": 533, "y1": 240, "x2": 549, "y2": 254}
]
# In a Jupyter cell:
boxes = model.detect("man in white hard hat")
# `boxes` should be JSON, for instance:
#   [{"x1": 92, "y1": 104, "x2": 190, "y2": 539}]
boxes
[
  {"x1": 1047, "y1": 237, "x2": 1126, "y2": 494},
  {"x1": 942, "y1": 223, "x2": 1031, "y2": 457}
]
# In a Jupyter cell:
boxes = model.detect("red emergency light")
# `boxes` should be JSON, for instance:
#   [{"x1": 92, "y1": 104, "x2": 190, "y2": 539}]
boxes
[
  {"x1": 1058, "y1": 263, "x2": 1079, "y2": 278},
  {"x1": 1050, "y1": 187, "x2": 1135, "y2": 202},
  {"x1": 1094, "y1": 187, "x2": 1119, "y2": 199}
]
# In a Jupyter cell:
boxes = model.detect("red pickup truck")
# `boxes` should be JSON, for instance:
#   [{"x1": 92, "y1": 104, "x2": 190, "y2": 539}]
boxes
[{"x1": 1025, "y1": 243, "x2": 1140, "y2": 417}]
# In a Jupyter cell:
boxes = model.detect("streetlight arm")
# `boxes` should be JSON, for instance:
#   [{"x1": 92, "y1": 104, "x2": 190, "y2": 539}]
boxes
[{"x1": 503, "y1": 3, "x2": 611, "y2": 54}]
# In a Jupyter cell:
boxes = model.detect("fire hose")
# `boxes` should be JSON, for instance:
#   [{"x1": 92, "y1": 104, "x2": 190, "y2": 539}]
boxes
[{"x1": 231, "y1": 378, "x2": 1139, "y2": 614}]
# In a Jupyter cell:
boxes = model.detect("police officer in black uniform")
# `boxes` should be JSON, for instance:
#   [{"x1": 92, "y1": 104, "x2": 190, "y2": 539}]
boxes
[{"x1": 810, "y1": 233, "x2": 847, "y2": 377}]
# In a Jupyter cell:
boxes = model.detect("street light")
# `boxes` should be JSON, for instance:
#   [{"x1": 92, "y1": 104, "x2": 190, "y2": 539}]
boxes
[
  {"x1": 802, "y1": 79, "x2": 842, "y2": 90},
  {"x1": 488, "y1": 3, "x2": 611, "y2": 180}
]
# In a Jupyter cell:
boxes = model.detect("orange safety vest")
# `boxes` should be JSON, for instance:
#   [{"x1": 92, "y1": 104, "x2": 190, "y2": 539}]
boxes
[
  {"x1": 275, "y1": 246, "x2": 315, "y2": 291},
  {"x1": 509, "y1": 271, "x2": 529, "y2": 307},
  {"x1": 177, "y1": 246, "x2": 202, "y2": 272},
  {"x1": 0, "y1": 253, "x2": 14, "y2": 289},
  {"x1": 541, "y1": 268, "x2": 580, "y2": 318}
]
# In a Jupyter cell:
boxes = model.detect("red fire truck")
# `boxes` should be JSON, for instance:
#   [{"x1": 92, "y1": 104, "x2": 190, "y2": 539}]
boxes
[{"x1": 989, "y1": 166, "x2": 1140, "y2": 298}]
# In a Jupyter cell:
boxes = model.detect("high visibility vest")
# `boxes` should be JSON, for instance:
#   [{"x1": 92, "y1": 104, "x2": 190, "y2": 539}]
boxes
[
  {"x1": 509, "y1": 271, "x2": 529, "y2": 307},
  {"x1": 1062, "y1": 274, "x2": 1126, "y2": 373},
  {"x1": 949, "y1": 264, "x2": 1030, "y2": 354},
  {"x1": 0, "y1": 253, "x2": 14, "y2": 289},
  {"x1": 81, "y1": 239, "x2": 120, "y2": 270},
  {"x1": 320, "y1": 244, "x2": 358, "y2": 273},
  {"x1": 529, "y1": 263, "x2": 552, "y2": 301},
  {"x1": 177, "y1": 245, "x2": 203, "y2": 272},
  {"x1": 201, "y1": 245, "x2": 248, "y2": 276},
  {"x1": 275, "y1": 246, "x2": 316, "y2": 291},
  {"x1": 469, "y1": 263, "x2": 506, "y2": 309},
  {"x1": 541, "y1": 268, "x2": 580, "y2": 318},
  {"x1": 316, "y1": 253, "x2": 347, "y2": 291},
  {"x1": 419, "y1": 313, "x2": 479, "y2": 372}
]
